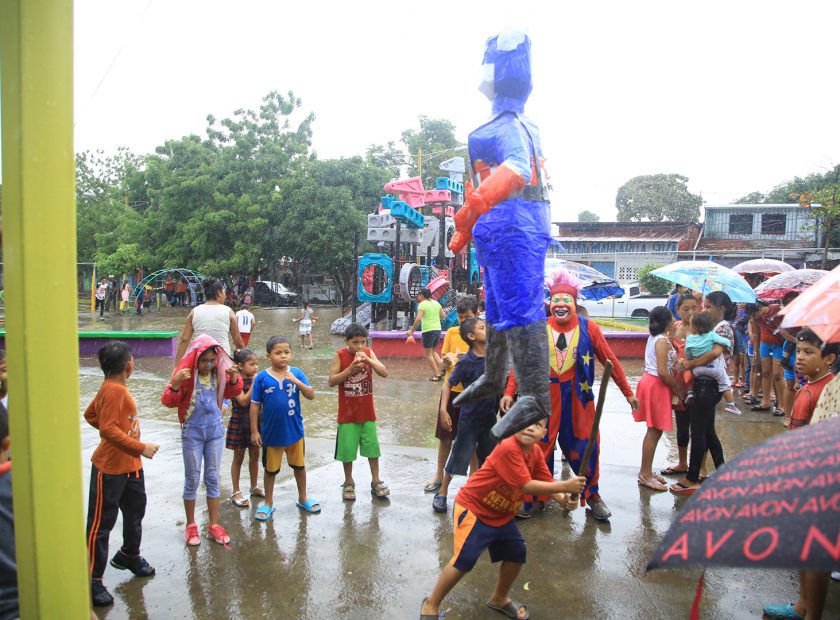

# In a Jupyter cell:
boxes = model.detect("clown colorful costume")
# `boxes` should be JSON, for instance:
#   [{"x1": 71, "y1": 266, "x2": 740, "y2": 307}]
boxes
[
  {"x1": 452, "y1": 29, "x2": 552, "y2": 440},
  {"x1": 503, "y1": 273, "x2": 636, "y2": 520},
  {"x1": 504, "y1": 318, "x2": 633, "y2": 509}
]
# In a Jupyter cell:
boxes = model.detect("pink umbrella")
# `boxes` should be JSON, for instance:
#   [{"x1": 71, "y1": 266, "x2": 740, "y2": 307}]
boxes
[
  {"x1": 731, "y1": 258, "x2": 795, "y2": 276},
  {"x1": 780, "y1": 264, "x2": 840, "y2": 343},
  {"x1": 753, "y1": 268, "x2": 828, "y2": 301}
]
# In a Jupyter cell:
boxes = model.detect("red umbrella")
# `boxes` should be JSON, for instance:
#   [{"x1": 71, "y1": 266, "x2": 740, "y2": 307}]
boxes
[
  {"x1": 754, "y1": 268, "x2": 828, "y2": 301},
  {"x1": 648, "y1": 417, "x2": 840, "y2": 572},
  {"x1": 780, "y1": 264, "x2": 840, "y2": 343},
  {"x1": 732, "y1": 258, "x2": 795, "y2": 276}
]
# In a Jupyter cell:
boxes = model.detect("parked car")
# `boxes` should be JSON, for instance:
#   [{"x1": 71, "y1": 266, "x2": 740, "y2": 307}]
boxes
[
  {"x1": 253, "y1": 281, "x2": 297, "y2": 306},
  {"x1": 580, "y1": 283, "x2": 666, "y2": 319}
]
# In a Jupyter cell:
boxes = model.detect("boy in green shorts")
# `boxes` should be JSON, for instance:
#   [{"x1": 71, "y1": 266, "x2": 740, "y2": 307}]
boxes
[{"x1": 328, "y1": 323, "x2": 390, "y2": 500}]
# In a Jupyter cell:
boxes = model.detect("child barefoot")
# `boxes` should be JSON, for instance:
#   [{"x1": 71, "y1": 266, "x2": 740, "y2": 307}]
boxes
[
  {"x1": 250, "y1": 336, "x2": 319, "y2": 519},
  {"x1": 420, "y1": 418, "x2": 586, "y2": 619},
  {"x1": 328, "y1": 323, "x2": 390, "y2": 501},
  {"x1": 161, "y1": 335, "x2": 242, "y2": 546},
  {"x1": 684, "y1": 311, "x2": 741, "y2": 415},
  {"x1": 226, "y1": 349, "x2": 261, "y2": 508}
]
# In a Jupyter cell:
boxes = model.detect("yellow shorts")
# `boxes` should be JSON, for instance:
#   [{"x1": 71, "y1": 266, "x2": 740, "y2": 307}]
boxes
[{"x1": 262, "y1": 438, "x2": 305, "y2": 474}]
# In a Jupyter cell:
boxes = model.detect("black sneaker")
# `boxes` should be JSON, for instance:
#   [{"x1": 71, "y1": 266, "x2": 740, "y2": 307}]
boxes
[
  {"x1": 91, "y1": 580, "x2": 114, "y2": 607},
  {"x1": 110, "y1": 550, "x2": 156, "y2": 577}
]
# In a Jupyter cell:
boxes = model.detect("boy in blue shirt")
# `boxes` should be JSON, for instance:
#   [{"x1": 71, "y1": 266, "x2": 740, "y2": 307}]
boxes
[
  {"x1": 250, "y1": 336, "x2": 319, "y2": 519},
  {"x1": 432, "y1": 318, "x2": 498, "y2": 514}
]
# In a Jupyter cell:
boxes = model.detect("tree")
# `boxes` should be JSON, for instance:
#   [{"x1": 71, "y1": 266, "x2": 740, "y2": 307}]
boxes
[
  {"x1": 637, "y1": 264, "x2": 672, "y2": 296},
  {"x1": 793, "y1": 165, "x2": 840, "y2": 269},
  {"x1": 734, "y1": 191, "x2": 765, "y2": 204},
  {"x1": 400, "y1": 116, "x2": 463, "y2": 190},
  {"x1": 615, "y1": 174, "x2": 703, "y2": 223},
  {"x1": 365, "y1": 141, "x2": 406, "y2": 179},
  {"x1": 138, "y1": 91, "x2": 314, "y2": 275},
  {"x1": 577, "y1": 210, "x2": 600, "y2": 222},
  {"x1": 76, "y1": 148, "x2": 145, "y2": 262}
]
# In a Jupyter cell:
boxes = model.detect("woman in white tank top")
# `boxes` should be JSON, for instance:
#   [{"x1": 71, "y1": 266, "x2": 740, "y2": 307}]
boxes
[{"x1": 175, "y1": 278, "x2": 245, "y2": 361}]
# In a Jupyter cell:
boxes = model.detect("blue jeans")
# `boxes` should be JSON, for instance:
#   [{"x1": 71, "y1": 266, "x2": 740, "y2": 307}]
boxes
[
  {"x1": 182, "y1": 420, "x2": 224, "y2": 500},
  {"x1": 445, "y1": 411, "x2": 496, "y2": 477}
]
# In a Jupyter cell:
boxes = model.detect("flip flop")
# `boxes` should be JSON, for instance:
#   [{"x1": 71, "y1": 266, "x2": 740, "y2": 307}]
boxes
[
  {"x1": 423, "y1": 480, "x2": 442, "y2": 494},
  {"x1": 487, "y1": 599, "x2": 529, "y2": 620},
  {"x1": 254, "y1": 504, "x2": 275, "y2": 521},
  {"x1": 637, "y1": 475, "x2": 668, "y2": 492},
  {"x1": 669, "y1": 481, "x2": 699, "y2": 495},
  {"x1": 660, "y1": 466, "x2": 688, "y2": 476},
  {"x1": 250, "y1": 486, "x2": 266, "y2": 498},
  {"x1": 750, "y1": 404, "x2": 772, "y2": 411},
  {"x1": 296, "y1": 498, "x2": 321, "y2": 514},
  {"x1": 428, "y1": 375, "x2": 444, "y2": 382},
  {"x1": 652, "y1": 473, "x2": 667, "y2": 485},
  {"x1": 420, "y1": 597, "x2": 443, "y2": 619},
  {"x1": 230, "y1": 491, "x2": 250, "y2": 508}
]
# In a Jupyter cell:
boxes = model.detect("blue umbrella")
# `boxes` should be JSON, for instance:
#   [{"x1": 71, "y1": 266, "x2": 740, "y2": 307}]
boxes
[
  {"x1": 544, "y1": 259, "x2": 624, "y2": 301},
  {"x1": 650, "y1": 261, "x2": 756, "y2": 303}
]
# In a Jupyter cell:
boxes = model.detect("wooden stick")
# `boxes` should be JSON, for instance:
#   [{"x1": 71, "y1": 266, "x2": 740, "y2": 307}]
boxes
[{"x1": 564, "y1": 360, "x2": 613, "y2": 513}]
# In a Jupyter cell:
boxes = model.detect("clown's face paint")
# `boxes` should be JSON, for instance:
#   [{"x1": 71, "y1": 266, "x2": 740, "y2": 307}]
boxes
[{"x1": 550, "y1": 293, "x2": 576, "y2": 327}]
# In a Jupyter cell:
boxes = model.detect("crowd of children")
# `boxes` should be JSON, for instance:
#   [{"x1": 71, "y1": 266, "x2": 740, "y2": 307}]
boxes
[{"x1": 1, "y1": 275, "x2": 839, "y2": 618}]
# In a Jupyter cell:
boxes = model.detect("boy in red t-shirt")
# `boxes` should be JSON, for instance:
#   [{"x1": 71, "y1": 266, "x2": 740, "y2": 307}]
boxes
[
  {"x1": 763, "y1": 328, "x2": 838, "y2": 620},
  {"x1": 420, "y1": 418, "x2": 586, "y2": 620},
  {"x1": 327, "y1": 323, "x2": 390, "y2": 501}
]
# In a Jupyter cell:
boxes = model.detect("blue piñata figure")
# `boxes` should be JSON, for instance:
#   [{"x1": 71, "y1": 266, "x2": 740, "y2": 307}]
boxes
[{"x1": 451, "y1": 28, "x2": 552, "y2": 440}]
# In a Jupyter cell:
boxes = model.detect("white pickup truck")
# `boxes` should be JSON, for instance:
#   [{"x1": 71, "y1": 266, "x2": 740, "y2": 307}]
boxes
[{"x1": 579, "y1": 283, "x2": 667, "y2": 319}]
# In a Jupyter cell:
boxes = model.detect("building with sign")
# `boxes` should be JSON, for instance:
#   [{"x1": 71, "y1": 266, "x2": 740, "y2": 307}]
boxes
[{"x1": 552, "y1": 222, "x2": 701, "y2": 282}]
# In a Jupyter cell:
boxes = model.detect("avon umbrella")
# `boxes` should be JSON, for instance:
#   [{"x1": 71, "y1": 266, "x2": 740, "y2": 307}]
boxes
[
  {"x1": 754, "y1": 268, "x2": 828, "y2": 301},
  {"x1": 649, "y1": 261, "x2": 756, "y2": 303},
  {"x1": 732, "y1": 258, "x2": 795, "y2": 276},
  {"x1": 544, "y1": 259, "x2": 624, "y2": 301},
  {"x1": 648, "y1": 416, "x2": 840, "y2": 572},
  {"x1": 780, "y1": 264, "x2": 840, "y2": 343}
]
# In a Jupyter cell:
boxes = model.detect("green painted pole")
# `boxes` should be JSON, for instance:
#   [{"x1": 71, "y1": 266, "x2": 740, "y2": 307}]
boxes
[{"x1": 0, "y1": 0, "x2": 91, "y2": 617}]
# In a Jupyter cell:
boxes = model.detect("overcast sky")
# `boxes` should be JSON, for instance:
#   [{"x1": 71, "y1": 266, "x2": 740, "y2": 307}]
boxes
[{"x1": 68, "y1": 0, "x2": 840, "y2": 222}]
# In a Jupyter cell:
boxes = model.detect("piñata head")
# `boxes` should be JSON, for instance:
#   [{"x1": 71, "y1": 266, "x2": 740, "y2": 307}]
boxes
[{"x1": 479, "y1": 28, "x2": 532, "y2": 115}]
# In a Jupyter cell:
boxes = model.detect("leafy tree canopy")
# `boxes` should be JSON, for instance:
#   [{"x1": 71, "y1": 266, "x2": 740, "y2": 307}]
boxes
[
  {"x1": 637, "y1": 264, "x2": 673, "y2": 296},
  {"x1": 615, "y1": 174, "x2": 703, "y2": 223},
  {"x1": 577, "y1": 209, "x2": 600, "y2": 222},
  {"x1": 400, "y1": 116, "x2": 463, "y2": 190}
]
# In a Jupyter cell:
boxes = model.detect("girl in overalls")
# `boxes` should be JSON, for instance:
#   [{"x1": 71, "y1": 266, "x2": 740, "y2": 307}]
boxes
[{"x1": 162, "y1": 335, "x2": 242, "y2": 546}]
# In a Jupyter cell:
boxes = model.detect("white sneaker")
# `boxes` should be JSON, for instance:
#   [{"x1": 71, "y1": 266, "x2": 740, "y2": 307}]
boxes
[
  {"x1": 723, "y1": 402, "x2": 742, "y2": 415},
  {"x1": 831, "y1": 571, "x2": 840, "y2": 581}
]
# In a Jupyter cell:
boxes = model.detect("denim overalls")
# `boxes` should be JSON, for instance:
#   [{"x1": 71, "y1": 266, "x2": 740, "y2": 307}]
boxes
[{"x1": 182, "y1": 373, "x2": 225, "y2": 501}]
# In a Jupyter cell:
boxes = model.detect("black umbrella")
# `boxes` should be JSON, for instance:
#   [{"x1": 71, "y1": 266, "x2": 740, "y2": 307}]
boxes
[{"x1": 648, "y1": 417, "x2": 840, "y2": 572}]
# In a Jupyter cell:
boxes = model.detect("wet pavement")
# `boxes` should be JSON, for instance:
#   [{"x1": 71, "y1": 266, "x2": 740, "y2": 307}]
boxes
[{"x1": 78, "y1": 304, "x2": 840, "y2": 619}]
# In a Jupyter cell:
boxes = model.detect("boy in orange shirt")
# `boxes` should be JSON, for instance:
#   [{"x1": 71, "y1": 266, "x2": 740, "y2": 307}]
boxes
[
  {"x1": 84, "y1": 342, "x2": 160, "y2": 607},
  {"x1": 420, "y1": 418, "x2": 586, "y2": 619}
]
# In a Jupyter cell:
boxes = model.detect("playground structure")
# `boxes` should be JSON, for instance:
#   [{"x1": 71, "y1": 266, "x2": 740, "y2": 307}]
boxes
[
  {"x1": 130, "y1": 267, "x2": 206, "y2": 307},
  {"x1": 333, "y1": 157, "x2": 479, "y2": 334}
]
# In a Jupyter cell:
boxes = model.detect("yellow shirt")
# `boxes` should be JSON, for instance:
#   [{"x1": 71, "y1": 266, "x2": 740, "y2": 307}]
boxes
[{"x1": 441, "y1": 326, "x2": 470, "y2": 392}]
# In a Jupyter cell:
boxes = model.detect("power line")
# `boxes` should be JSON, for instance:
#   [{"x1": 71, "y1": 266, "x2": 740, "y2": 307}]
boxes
[{"x1": 84, "y1": 0, "x2": 154, "y2": 110}]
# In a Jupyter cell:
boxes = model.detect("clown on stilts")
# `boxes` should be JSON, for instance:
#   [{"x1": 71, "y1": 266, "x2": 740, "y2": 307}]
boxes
[
  {"x1": 502, "y1": 270, "x2": 639, "y2": 520},
  {"x1": 450, "y1": 29, "x2": 554, "y2": 440}
]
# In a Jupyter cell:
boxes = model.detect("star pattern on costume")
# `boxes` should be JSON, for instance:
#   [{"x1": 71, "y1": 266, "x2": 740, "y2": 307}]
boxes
[
  {"x1": 579, "y1": 379, "x2": 592, "y2": 393},
  {"x1": 581, "y1": 352, "x2": 592, "y2": 366}
]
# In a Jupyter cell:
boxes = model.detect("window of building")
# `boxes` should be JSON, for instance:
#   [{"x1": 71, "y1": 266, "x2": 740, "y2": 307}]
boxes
[
  {"x1": 761, "y1": 213, "x2": 787, "y2": 235},
  {"x1": 618, "y1": 266, "x2": 639, "y2": 281},
  {"x1": 728, "y1": 213, "x2": 753, "y2": 235}
]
